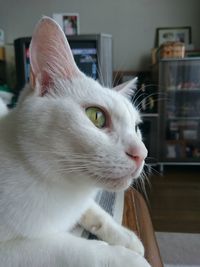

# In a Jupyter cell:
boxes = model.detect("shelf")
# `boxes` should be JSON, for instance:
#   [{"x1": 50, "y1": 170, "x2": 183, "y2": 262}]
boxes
[
  {"x1": 166, "y1": 139, "x2": 199, "y2": 144},
  {"x1": 167, "y1": 87, "x2": 200, "y2": 92},
  {"x1": 158, "y1": 58, "x2": 200, "y2": 165},
  {"x1": 141, "y1": 113, "x2": 159, "y2": 118},
  {"x1": 158, "y1": 161, "x2": 200, "y2": 165},
  {"x1": 167, "y1": 116, "x2": 200, "y2": 120},
  {"x1": 160, "y1": 57, "x2": 200, "y2": 62}
]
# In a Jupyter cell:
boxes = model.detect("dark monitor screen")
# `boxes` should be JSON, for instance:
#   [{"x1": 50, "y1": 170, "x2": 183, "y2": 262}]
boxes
[
  {"x1": 69, "y1": 40, "x2": 98, "y2": 80},
  {"x1": 25, "y1": 43, "x2": 30, "y2": 83},
  {"x1": 23, "y1": 40, "x2": 98, "y2": 84}
]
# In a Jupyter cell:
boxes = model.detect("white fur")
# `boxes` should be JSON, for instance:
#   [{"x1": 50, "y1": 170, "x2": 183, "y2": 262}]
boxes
[{"x1": 0, "y1": 17, "x2": 150, "y2": 267}]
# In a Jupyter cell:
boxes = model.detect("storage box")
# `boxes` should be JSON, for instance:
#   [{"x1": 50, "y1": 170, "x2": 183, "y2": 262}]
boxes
[{"x1": 159, "y1": 41, "x2": 185, "y2": 59}]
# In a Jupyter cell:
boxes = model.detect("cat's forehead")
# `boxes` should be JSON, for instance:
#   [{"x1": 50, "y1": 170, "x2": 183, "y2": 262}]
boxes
[
  {"x1": 70, "y1": 77, "x2": 141, "y2": 125},
  {"x1": 106, "y1": 91, "x2": 141, "y2": 126}
]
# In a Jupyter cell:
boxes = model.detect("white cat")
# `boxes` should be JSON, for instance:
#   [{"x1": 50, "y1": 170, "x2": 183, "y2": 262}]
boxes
[{"x1": 0, "y1": 17, "x2": 150, "y2": 267}]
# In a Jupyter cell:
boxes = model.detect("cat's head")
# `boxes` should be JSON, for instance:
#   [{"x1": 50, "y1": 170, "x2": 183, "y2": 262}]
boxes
[{"x1": 17, "y1": 17, "x2": 147, "y2": 191}]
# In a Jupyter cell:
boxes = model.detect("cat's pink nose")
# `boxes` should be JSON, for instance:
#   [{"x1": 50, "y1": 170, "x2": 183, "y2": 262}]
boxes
[{"x1": 126, "y1": 144, "x2": 147, "y2": 167}]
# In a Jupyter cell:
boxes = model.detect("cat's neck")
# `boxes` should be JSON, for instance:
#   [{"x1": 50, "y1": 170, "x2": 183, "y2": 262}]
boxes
[
  {"x1": 0, "y1": 109, "x2": 98, "y2": 201},
  {"x1": 0, "y1": 113, "x2": 98, "y2": 240}
]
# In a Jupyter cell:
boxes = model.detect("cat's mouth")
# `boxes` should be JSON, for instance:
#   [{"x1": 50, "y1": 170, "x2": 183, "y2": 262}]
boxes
[{"x1": 83, "y1": 162, "x2": 144, "y2": 190}]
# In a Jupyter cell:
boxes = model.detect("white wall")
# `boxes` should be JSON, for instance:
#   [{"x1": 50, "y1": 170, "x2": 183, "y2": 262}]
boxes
[{"x1": 0, "y1": 0, "x2": 200, "y2": 70}]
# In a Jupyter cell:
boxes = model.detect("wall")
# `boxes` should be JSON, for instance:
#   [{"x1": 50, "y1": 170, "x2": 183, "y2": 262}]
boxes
[{"x1": 0, "y1": 0, "x2": 200, "y2": 70}]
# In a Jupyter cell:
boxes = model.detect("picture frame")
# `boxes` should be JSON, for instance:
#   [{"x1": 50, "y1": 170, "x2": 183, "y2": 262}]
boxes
[
  {"x1": 52, "y1": 13, "x2": 79, "y2": 35},
  {"x1": 156, "y1": 26, "x2": 192, "y2": 47}
]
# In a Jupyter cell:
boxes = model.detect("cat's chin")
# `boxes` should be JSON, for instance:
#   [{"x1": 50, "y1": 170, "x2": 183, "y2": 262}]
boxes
[
  {"x1": 94, "y1": 167, "x2": 144, "y2": 191},
  {"x1": 93, "y1": 165, "x2": 143, "y2": 191},
  {"x1": 95, "y1": 176, "x2": 134, "y2": 191}
]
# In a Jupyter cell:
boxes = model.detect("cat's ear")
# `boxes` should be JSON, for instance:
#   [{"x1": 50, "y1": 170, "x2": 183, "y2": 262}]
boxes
[
  {"x1": 29, "y1": 16, "x2": 83, "y2": 95},
  {"x1": 113, "y1": 77, "x2": 138, "y2": 99}
]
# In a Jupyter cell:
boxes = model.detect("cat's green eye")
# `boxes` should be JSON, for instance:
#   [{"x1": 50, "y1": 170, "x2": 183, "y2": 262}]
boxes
[{"x1": 85, "y1": 107, "x2": 106, "y2": 128}]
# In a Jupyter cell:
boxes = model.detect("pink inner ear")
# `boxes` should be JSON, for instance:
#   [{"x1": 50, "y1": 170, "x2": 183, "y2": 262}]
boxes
[
  {"x1": 40, "y1": 71, "x2": 53, "y2": 96},
  {"x1": 30, "y1": 17, "x2": 82, "y2": 93}
]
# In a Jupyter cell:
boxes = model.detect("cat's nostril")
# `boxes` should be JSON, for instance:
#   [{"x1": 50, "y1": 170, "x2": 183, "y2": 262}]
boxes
[
  {"x1": 125, "y1": 143, "x2": 147, "y2": 165},
  {"x1": 126, "y1": 152, "x2": 143, "y2": 165},
  {"x1": 126, "y1": 152, "x2": 134, "y2": 159},
  {"x1": 125, "y1": 152, "x2": 144, "y2": 167}
]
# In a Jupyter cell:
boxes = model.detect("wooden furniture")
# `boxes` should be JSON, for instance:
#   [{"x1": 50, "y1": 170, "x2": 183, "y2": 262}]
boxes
[
  {"x1": 123, "y1": 188, "x2": 163, "y2": 267},
  {"x1": 148, "y1": 167, "x2": 200, "y2": 233}
]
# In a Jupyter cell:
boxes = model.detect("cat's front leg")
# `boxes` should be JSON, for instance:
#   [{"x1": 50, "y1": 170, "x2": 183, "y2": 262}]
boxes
[
  {"x1": 0, "y1": 233, "x2": 151, "y2": 267},
  {"x1": 79, "y1": 200, "x2": 145, "y2": 256}
]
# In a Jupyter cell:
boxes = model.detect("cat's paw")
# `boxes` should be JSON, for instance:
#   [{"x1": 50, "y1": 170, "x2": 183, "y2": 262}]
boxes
[
  {"x1": 80, "y1": 201, "x2": 145, "y2": 256},
  {"x1": 105, "y1": 225, "x2": 145, "y2": 256},
  {"x1": 120, "y1": 226, "x2": 144, "y2": 255}
]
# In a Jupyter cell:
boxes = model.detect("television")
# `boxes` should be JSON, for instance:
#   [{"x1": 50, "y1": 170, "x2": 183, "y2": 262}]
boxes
[{"x1": 14, "y1": 34, "x2": 112, "y2": 97}]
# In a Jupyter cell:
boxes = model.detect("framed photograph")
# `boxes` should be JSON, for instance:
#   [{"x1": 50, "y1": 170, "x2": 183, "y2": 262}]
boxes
[
  {"x1": 156, "y1": 27, "x2": 192, "y2": 46},
  {"x1": 53, "y1": 13, "x2": 79, "y2": 35}
]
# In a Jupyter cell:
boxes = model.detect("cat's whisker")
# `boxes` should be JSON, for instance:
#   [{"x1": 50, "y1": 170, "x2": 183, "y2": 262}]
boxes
[
  {"x1": 132, "y1": 92, "x2": 146, "y2": 107},
  {"x1": 134, "y1": 91, "x2": 167, "y2": 111},
  {"x1": 54, "y1": 166, "x2": 88, "y2": 174},
  {"x1": 131, "y1": 171, "x2": 149, "y2": 203},
  {"x1": 28, "y1": 150, "x2": 97, "y2": 160},
  {"x1": 145, "y1": 164, "x2": 162, "y2": 177},
  {"x1": 112, "y1": 57, "x2": 132, "y2": 88},
  {"x1": 141, "y1": 169, "x2": 151, "y2": 190},
  {"x1": 96, "y1": 54, "x2": 105, "y2": 87},
  {"x1": 54, "y1": 158, "x2": 92, "y2": 164},
  {"x1": 132, "y1": 83, "x2": 158, "y2": 104},
  {"x1": 112, "y1": 71, "x2": 122, "y2": 88}
]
